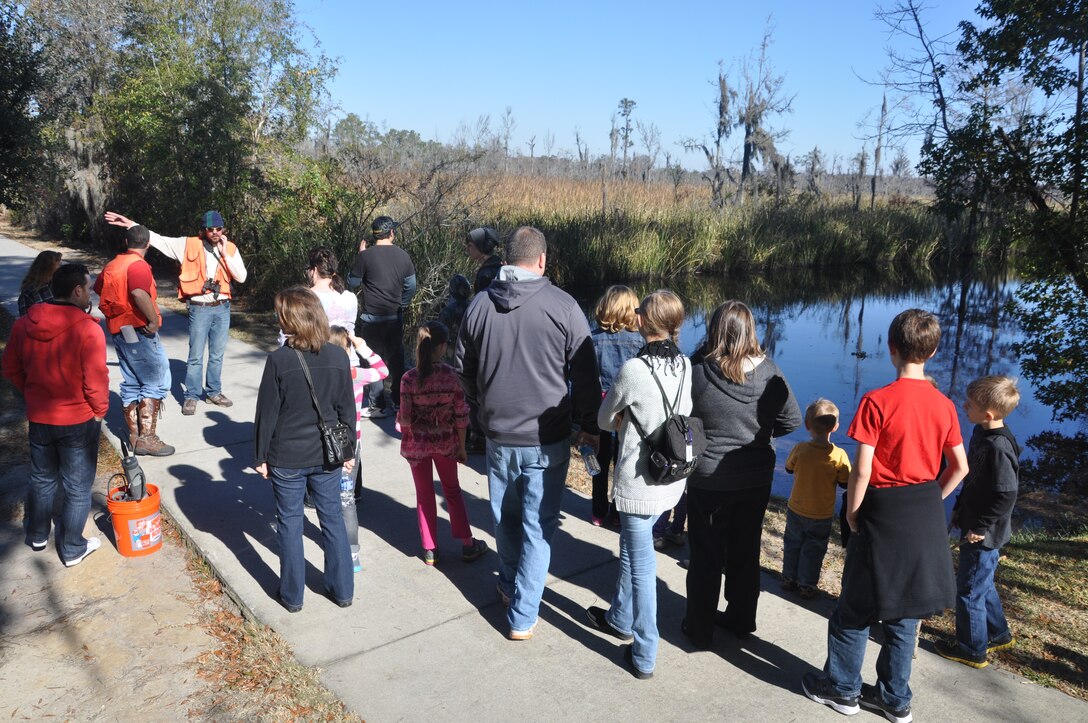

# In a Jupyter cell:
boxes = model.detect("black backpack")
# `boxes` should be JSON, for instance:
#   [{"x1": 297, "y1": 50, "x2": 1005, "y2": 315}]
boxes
[{"x1": 629, "y1": 358, "x2": 707, "y2": 484}]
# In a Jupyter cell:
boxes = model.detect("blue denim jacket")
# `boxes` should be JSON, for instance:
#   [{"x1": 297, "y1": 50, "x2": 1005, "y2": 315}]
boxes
[{"x1": 592, "y1": 328, "x2": 644, "y2": 392}]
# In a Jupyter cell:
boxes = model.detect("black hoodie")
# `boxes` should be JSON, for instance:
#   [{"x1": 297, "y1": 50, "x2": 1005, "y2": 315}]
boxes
[
  {"x1": 455, "y1": 273, "x2": 601, "y2": 446},
  {"x1": 688, "y1": 357, "x2": 802, "y2": 491},
  {"x1": 952, "y1": 424, "x2": 1021, "y2": 549}
]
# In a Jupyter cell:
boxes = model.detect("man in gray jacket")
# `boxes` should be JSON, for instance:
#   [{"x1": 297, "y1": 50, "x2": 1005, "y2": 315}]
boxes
[{"x1": 455, "y1": 226, "x2": 601, "y2": 641}]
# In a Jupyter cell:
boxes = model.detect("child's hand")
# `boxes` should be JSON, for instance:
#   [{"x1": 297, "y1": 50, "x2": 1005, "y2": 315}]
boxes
[{"x1": 456, "y1": 445, "x2": 467, "y2": 464}]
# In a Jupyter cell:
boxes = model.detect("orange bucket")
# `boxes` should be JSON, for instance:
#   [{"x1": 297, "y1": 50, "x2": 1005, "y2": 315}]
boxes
[{"x1": 107, "y1": 482, "x2": 163, "y2": 557}]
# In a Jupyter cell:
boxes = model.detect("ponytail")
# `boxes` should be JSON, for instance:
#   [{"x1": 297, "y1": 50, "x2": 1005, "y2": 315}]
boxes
[{"x1": 415, "y1": 321, "x2": 450, "y2": 383}]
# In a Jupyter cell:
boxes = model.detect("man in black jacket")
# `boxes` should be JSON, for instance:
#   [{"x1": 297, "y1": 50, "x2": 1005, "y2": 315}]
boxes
[{"x1": 455, "y1": 226, "x2": 601, "y2": 641}]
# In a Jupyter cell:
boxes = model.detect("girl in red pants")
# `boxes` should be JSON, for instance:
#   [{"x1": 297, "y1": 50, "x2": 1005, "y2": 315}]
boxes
[{"x1": 398, "y1": 321, "x2": 488, "y2": 566}]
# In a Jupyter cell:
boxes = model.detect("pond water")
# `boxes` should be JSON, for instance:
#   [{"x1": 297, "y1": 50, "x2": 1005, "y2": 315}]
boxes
[{"x1": 572, "y1": 264, "x2": 1081, "y2": 503}]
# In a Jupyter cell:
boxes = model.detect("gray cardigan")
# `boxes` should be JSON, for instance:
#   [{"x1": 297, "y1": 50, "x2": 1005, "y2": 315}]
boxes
[{"x1": 598, "y1": 355, "x2": 692, "y2": 516}]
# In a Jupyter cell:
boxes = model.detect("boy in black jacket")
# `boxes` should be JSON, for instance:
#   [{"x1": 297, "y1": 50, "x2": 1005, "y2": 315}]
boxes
[{"x1": 936, "y1": 375, "x2": 1021, "y2": 669}]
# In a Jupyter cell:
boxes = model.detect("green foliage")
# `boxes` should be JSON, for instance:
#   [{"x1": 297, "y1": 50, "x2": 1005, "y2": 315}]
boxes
[
  {"x1": 1013, "y1": 277, "x2": 1088, "y2": 422},
  {"x1": 1021, "y1": 430, "x2": 1088, "y2": 499},
  {"x1": 0, "y1": 5, "x2": 52, "y2": 208}
]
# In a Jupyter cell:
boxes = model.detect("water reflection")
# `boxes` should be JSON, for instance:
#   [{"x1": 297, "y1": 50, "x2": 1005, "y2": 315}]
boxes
[{"x1": 572, "y1": 263, "x2": 1076, "y2": 501}]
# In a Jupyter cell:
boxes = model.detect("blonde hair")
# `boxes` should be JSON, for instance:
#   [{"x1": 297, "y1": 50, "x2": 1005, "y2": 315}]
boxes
[
  {"x1": 276, "y1": 286, "x2": 330, "y2": 353},
  {"x1": 805, "y1": 399, "x2": 840, "y2": 435},
  {"x1": 966, "y1": 375, "x2": 1020, "y2": 420},
  {"x1": 595, "y1": 285, "x2": 639, "y2": 333},
  {"x1": 705, "y1": 300, "x2": 763, "y2": 384},
  {"x1": 637, "y1": 289, "x2": 684, "y2": 343},
  {"x1": 415, "y1": 321, "x2": 450, "y2": 383}
]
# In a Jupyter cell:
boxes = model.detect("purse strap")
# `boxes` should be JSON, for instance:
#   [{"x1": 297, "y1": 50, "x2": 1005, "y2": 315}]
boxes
[
  {"x1": 293, "y1": 348, "x2": 333, "y2": 430},
  {"x1": 628, "y1": 358, "x2": 686, "y2": 442}
]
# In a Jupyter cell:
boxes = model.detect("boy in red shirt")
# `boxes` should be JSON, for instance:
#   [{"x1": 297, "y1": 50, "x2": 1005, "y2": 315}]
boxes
[{"x1": 802, "y1": 309, "x2": 968, "y2": 723}]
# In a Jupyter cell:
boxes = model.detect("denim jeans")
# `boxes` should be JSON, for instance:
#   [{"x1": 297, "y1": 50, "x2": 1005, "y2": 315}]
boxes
[
  {"x1": 26, "y1": 419, "x2": 101, "y2": 561},
  {"x1": 112, "y1": 332, "x2": 171, "y2": 405},
  {"x1": 782, "y1": 509, "x2": 833, "y2": 588},
  {"x1": 359, "y1": 314, "x2": 404, "y2": 409},
  {"x1": 825, "y1": 604, "x2": 918, "y2": 710},
  {"x1": 955, "y1": 542, "x2": 1009, "y2": 657},
  {"x1": 608, "y1": 512, "x2": 658, "y2": 673},
  {"x1": 269, "y1": 464, "x2": 353, "y2": 608},
  {"x1": 653, "y1": 492, "x2": 688, "y2": 537},
  {"x1": 487, "y1": 439, "x2": 570, "y2": 632},
  {"x1": 185, "y1": 301, "x2": 230, "y2": 400}
]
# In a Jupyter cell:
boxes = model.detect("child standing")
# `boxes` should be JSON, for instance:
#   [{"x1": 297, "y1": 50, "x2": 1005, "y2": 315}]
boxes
[
  {"x1": 329, "y1": 327, "x2": 388, "y2": 573},
  {"x1": 936, "y1": 375, "x2": 1021, "y2": 668},
  {"x1": 782, "y1": 399, "x2": 851, "y2": 599},
  {"x1": 803, "y1": 309, "x2": 968, "y2": 723},
  {"x1": 397, "y1": 321, "x2": 488, "y2": 566},
  {"x1": 590, "y1": 285, "x2": 644, "y2": 526}
]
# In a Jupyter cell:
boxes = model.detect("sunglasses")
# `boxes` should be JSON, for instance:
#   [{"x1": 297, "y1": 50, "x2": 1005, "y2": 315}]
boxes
[{"x1": 204, "y1": 226, "x2": 224, "y2": 232}]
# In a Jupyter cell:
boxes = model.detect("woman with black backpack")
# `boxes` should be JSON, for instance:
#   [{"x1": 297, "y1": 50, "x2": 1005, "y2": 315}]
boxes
[
  {"x1": 582, "y1": 289, "x2": 692, "y2": 680},
  {"x1": 682, "y1": 300, "x2": 802, "y2": 649}
]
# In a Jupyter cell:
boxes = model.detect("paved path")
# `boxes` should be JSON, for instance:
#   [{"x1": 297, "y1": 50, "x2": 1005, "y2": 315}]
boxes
[{"x1": 2, "y1": 235, "x2": 1084, "y2": 721}]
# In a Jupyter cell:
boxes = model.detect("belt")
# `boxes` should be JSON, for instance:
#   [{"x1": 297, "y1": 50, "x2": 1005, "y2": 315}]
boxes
[{"x1": 187, "y1": 299, "x2": 228, "y2": 307}]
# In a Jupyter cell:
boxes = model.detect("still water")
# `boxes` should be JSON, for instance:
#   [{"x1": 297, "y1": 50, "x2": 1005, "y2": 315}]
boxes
[{"x1": 573, "y1": 265, "x2": 1080, "y2": 501}]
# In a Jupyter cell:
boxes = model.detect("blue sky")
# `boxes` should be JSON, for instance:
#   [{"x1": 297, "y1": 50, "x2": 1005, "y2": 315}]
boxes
[{"x1": 296, "y1": 0, "x2": 978, "y2": 169}]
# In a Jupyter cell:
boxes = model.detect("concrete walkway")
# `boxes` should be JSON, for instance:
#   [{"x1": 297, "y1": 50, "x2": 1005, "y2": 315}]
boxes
[{"x1": 2, "y1": 235, "x2": 1083, "y2": 722}]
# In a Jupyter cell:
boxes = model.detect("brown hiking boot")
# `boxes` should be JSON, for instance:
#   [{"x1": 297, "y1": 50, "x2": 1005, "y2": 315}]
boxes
[
  {"x1": 122, "y1": 401, "x2": 140, "y2": 450},
  {"x1": 136, "y1": 398, "x2": 175, "y2": 456}
]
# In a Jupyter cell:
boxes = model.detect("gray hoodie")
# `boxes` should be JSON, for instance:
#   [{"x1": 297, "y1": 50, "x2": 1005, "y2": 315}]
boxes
[
  {"x1": 689, "y1": 357, "x2": 802, "y2": 491},
  {"x1": 455, "y1": 269, "x2": 601, "y2": 446}
]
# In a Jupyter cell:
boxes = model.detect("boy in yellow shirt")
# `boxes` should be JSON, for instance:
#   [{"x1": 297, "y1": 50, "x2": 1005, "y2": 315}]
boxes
[{"x1": 782, "y1": 399, "x2": 852, "y2": 598}]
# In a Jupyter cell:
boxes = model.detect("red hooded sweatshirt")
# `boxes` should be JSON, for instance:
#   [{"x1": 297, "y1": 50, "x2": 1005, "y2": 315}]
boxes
[{"x1": 2, "y1": 301, "x2": 109, "y2": 424}]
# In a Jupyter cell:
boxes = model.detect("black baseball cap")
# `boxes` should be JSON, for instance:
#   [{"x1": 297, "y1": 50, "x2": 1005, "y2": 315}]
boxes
[{"x1": 371, "y1": 216, "x2": 400, "y2": 235}]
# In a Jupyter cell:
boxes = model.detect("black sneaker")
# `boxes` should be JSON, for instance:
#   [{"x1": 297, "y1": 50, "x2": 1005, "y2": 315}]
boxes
[
  {"x1": 859, "y1": 683, "x2": 913, "y2": 723},
  {"x1": 935, "y1": 639, "x2": 989, "y2": 669},
  {"x1": 987, "y1": 631, "x2": 1016, "y2": 653},
  {"x1": 586, "y1": 605, "x2": 634, "y2": 642},
  {"x1": 802, "y1": 672, "x2": 860, "y2": 716}
]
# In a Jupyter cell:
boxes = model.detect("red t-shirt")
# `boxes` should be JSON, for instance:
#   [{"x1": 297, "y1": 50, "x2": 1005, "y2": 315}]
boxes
[{"x1": 848, "y1": 377, "x2": 963, "y2": 487}]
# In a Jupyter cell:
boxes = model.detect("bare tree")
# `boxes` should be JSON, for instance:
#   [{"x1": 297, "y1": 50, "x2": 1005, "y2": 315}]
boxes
[
  {"x1": 618, "y1": 98, "x2": 636, "y2": 178},
  {"x1": 636, "y1": 120, "x2": 661, "y2": 182},
  {"x1": 849, "y1": 146, "x2": 869, "y2": 211},
  {"x1": 608, "y1": 113, "x2": 619, "y2": 175},
  {"x1": 574, "y1": 128, "x2": 589, "y2": 174},
  {"x1": 734, "y1": 25, "x2": 794, "y2": 205},
  {"x1": 870, "y1": 94, "x2": 888, "y2": 209},
  {"x1": 803, "y1": 146, "x2": 825, "y2": 197},
  {"x1": 499, "y1": 105, "x2": 516, "y2": 172},
  {"x1": 683, "y1": 63, "x2": 736, "y2": 209}
]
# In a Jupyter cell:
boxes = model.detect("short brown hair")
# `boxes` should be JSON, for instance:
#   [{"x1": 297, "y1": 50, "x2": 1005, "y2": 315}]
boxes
[
  {"x1": 888, "y1": 308, "x2": 941, "y2": 363},
  {"x1": 637, "y1": 289, "x2": 684, "y2": 343},
  {"x1": 805, "y1": 398, "x2": 840, "y2": 435},
  {"x1": 705, "y1": 300, "x2": 763, "y2": 384},
  {"x1": 967, "y1": 375, "x2": 1020, "y2": 420},
  {"x1": 276, "y1": 286, "x2": 330, "y2": 353},
  {"x1": 595, "y1": 285, "x2": 639, "y2": 333},
  {"x1": 505, "y1": 226, "x2": 547, "y2": 266}
]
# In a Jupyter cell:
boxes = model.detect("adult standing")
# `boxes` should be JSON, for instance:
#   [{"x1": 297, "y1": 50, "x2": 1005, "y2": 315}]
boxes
[
  {"x1": 348, "y1": 216, "x2": 416, "y2": 418},
  {"x1": 104, "y1": 210, "x2": 247, "y2": 415},
  {"x1": 3, "y1": 264, "x2": 108, "y2": 566},
  {"x1": 95, "y1": 225, "x2": 175, "y2": 456},
  {"x1": 683, "y1": 300, "x2": 802, "y2": 648},
  {"x1": 585, "y1": 290, "x2": 691, "y2": 679},
  {"x1": 277, "y1": 246, "x2": 358, "y2": 347},
  {"x1": 254, "y1": 286, "x2": 356, "y2": 612},
  {"x1": 455, "y1": 226, "x2": 602, "y2": 640},
  {"x1": 465, "y1": 226, "x2": 502, "y2": 294},
  {"x1": 17, "y1": 250, "x2": 63, "y2": 316}
]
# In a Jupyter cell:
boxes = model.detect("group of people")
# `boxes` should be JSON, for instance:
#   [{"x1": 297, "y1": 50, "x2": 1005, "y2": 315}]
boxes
[{"x1": 5, "y1": 216, "x2": 1023, "y2": 722}]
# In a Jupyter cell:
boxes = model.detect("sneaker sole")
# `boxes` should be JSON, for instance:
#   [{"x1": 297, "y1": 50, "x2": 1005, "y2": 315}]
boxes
[
  {"x1": 987, "y1": 637, "x2": 1015, "y2": 653},
  {"x1": 509, "y1": 627, "x2": 534, "y2": 641},
  {"x1": 859, "y1": 699, "x2": 913, "y2": 723},
  {"x1": 937, "y1": 648, "x2": 989, "y2": 668},
  {"x1": 63, "y1": 539, "x2": 101, "y2": 567},
  {"x1": 30, "y1": 540, "x2": 47, "y2": 551},
  {"x1": 802, "y1": 677, "x2": 860, "y2": 715}
]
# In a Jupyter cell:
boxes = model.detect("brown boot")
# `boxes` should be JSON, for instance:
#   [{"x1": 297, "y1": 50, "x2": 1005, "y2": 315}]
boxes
[
  {"x1": 136, "y1": 398, "x2": 175, "y2": 456},
  {"x1": 122, "y1": 401, "x2": 140, "y2": 451}
]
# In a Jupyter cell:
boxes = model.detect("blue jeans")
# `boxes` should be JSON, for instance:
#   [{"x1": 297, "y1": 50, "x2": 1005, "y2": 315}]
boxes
[
  {"x1": 487, "y1": 439, "x2": 570, "y2": 632},
  {"x1": 608, "y1": 512, "x2": 658, "y2": 673},
  {"x1": 782, "y1": 509, "x2": 833, "y2": 588},
  {"x1": 113, "y1": 332, "x2": 171, "y2": 405},
  {"x1": 269, "y1": 464, "x2": 353, "y2": 608},
  {"x1": 185, "y1": 301, "x2": 230, "y2": 400},
  {"x1": 653, "y1": 492, "x2": 688, "y2": 537},
  {"x1": 825, "y1": 604, "x2": 918, "y2": 710},
  {"x1": 26, "y1": 419, "x2": 101, "y2": 561},
  {"x1": 955, "y1": 542, "x2": 1009, "y2": 657}
]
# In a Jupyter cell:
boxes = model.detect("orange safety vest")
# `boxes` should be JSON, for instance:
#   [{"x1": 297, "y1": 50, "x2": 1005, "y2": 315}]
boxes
[
  {"x1": 98, "y1": 252, "x2": 160, "y2": 335},
  {"x1": 177, "y1": 236, "x2": 237, "y2": 299}
]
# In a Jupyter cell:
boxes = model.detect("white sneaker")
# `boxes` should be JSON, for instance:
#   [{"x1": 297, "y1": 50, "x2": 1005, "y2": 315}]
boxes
[
  {"x1": 64, "y1": 537, "x2": 102, "y2": 567},
  {"x1": 361, "y1": 406, "x2": 389, "y2": 419}
]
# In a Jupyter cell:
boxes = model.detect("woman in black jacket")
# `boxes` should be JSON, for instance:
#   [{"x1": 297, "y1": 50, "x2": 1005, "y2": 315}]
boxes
[
  {"x1": 255, "y1": 286, "x2": 356, "y2": 612},
  {"x1": 683, "y1": 300, "x2": 802, "y2": 647}
]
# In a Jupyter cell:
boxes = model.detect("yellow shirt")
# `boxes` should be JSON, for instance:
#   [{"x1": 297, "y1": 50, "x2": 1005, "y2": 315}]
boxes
[{"x1": 786, "y1": 440, "x2": 852, "y2": 519}]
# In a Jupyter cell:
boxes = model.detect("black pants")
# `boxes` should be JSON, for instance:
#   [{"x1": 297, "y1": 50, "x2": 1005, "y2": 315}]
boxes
[
  {"x1": 591, "y1": 431, "x2": 619, "y2": 520},
  {"x1": 359, "y1": 316, "x2": 405, "y2": 409},
  {"x1": 685, "y1": 484, "x2": 772, "y2": 642}
]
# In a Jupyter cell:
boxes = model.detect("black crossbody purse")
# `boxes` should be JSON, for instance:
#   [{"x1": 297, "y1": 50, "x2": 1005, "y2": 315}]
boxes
[{"x1": 294, "y1": 349, "x2": 354, "y2": 467}]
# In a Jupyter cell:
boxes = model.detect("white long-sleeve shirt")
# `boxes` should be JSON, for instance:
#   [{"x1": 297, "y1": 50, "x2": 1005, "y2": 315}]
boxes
[{"x1": 147, "y1": 230, "x2": 248, "y2": 303}]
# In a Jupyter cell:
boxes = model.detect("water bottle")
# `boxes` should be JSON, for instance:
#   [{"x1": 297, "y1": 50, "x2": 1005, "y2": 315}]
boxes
[
  {"x1": 579, "y1": 444, "x2": 601, "y2": 476},
  {"x1": 340, "y1": 468, "x2": 354, "y2": 509}
]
